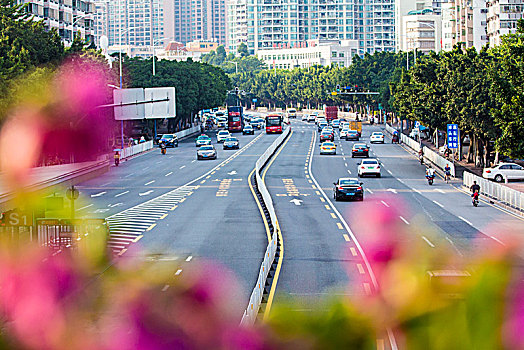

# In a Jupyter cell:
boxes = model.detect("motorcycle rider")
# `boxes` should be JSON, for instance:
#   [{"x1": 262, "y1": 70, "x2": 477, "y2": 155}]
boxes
[
  {"x1": 113, "y1": 150, "x2": 120, "y2": 166},
  {"x1": 444, "y1": 164, "x2": 451, "y2": 183},
  {"x1": 159, "y1": 140, "x2": 167, "y2": 154},
  {"x1": 426, "y1": 166, "x2": 435, "y2": 179},
  {"x1": 470, "y1": 181, "x2": 480, "y2": 194}
]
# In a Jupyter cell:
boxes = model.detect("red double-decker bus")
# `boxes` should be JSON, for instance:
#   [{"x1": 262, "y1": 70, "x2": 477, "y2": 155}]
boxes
[
  {"x1": 265, "y1": 114, "x2": 283, "y2": 134},
  {"x1": 227, "y1": 106, "x2": 243, "y2": 132}
]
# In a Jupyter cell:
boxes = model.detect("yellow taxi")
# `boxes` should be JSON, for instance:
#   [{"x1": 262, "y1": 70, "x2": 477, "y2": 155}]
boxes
[{"x1": 320, "y1": 141, "x2": 337, "y2": 155}]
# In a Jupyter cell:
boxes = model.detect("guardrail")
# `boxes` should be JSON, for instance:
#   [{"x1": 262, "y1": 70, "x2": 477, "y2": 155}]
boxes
[
  {"x1": 121, "y1": 141, "x2": 153, "y2": 159},
  {"x1": 241, "y1": 127, "x2": 291, "y2": 325},
  {"x1": 385, "y1": 123, "x2": 455, "y2": 177},
  {"x1": 175, "y1": 125, "x2": 201, "y2": 139},
  {"x1": 463, "y1": 171, "x2": 524, "y2": 212}
]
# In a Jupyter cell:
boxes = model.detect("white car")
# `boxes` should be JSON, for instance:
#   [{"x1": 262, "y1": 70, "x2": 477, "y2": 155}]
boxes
[
  {"x1": 340, "y1": 129, "x2": 349, "y2": 139},
  {"x1": 370, "y1": 132, "x2": 385, "y2": 144},
  {"x1": 307, "y1": 115, "x2": 316, "y2": 122},
  {"x1": 483, "y1": 163, "x2": 524, "y2": 182},
  {"x1": 302, "y1": 114, "x2": 309, "y2": 121},
  {"x1": 216, "y1": 130, "x2": 231, "y2": 143},
  {"x1": 358, "y1": 158, "x2": 381, "y2": 178}
]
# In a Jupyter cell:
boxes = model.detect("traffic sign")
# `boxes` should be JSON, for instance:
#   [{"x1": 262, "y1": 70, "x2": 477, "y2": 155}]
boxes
[
  {"x1": 447, "y1": 124, "x2": 459, "y2": 149},
  {"x1": 414, "y1": 121, "x2": 420, "y2": 129},
  {"x1": 252, "y1": 98, "x2": 257, "y2": 103},
  {"x1": 66, "y1": 187, "x2": 79, "y2": 200},
  {"x1": 2, "y1": 210, "x2": 33, "y2": 227}
]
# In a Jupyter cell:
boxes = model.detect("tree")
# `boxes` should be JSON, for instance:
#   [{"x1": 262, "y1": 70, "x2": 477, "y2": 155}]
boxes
[{"x1": 238, "y1": 43, "x2": 249, "y2": 58}]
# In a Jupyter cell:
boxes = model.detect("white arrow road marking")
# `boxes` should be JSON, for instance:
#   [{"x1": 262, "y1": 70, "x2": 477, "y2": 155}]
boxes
[
  {"x1": 145, "y1": 180, "x2": 155, "y2": 186},
  {"x1": 115, "y1": 191, "x2": 129, "y2": 197},
  {"x1": 139, "y1": 190, "x2": 154, "y2": 196},
  {"x1": 386, "y1": 188, "x2": 397, "y2": 194},
  {"x1": 91, "y1": 191, "x2": 106, "y2": 198},
  {"x1": 290, "y1": 199, "x2": 303, "y2": 206},
  {"x1": 228, "y1": 170, "x2": 237, "y2": 175}
]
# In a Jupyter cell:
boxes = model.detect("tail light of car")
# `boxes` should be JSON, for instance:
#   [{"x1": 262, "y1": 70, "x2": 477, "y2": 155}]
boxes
[
  {"x1": 361, "y1": 166, "x2": 365, "y2": 169},
  {"x1": 485, "y1": 170, "x2": 491, "y2": 173},
  {"x1": 364, "y1": 149, "x2": 368, "y2": 151},
  {"x1": 377, "y1": 166, "x2": 380, "y2": 169},
  {"x1": 357, "y1": 186, "x2": 362, "y2": 191},
  {"x1": 338, "y1": 186, "x2": 344, "y2": 190}
]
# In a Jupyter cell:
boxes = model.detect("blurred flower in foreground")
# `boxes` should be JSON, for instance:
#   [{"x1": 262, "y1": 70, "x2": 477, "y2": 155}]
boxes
[{"x1": 0, "y1": 57, "x2": 113, "y2": 190}]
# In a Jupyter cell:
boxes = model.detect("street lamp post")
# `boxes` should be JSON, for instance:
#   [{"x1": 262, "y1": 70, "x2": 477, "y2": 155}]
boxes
[
  {"x1": 226, "y1": 61, "x2": 238, "y2": 74},
  {"x1": 152, "y1": 37, "x2": 170, "y2": 76}
]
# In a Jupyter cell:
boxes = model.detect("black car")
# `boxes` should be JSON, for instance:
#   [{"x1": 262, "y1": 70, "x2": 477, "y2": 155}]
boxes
[
  {"x1": 333, "y1": 178, "x2": 364, "y2": 201},
  {"x1": 242, "y1": 125, "x2": 254, "y2": 135},
  {"x1": 352, "y1": 143, "x2": 369, "y2": 158},
  {"x1": 345, "y1": 130, "x2": 359, "y2": 141},
  {"x1": 159, "y1": 134, "x2": 179, "y2": 147}
]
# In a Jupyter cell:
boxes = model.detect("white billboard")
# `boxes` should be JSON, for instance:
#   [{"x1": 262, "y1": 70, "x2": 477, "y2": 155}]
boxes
[
  {"x1": 113, "y1": 88, "x2": 145, "y2": 120},
  {"x1": 144, "y1": 87, "x2": 176, "y2": 119}
]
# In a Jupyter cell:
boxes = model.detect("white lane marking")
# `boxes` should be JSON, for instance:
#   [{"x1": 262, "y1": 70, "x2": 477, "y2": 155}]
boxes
[
  {"x1": 387, "y1": 169, "x2": 392, "y2": 174},
  {"x1": 446, "y1": 236, "x2": 464, "y2": 256},
  {"x1": 185, "y1": 256, "x2": 193, "y2": 262},
  {"x1": 347, "y1": 170, "x2": 352, "y2": 174},
  {"x1": 432, "y1": 200, "x2": 444, "y2": 208},
  {"x1": 145, "y1": 180, "x2": 155, "y2": 186},
  {"x1": 366, "y1": 188, "x2": 373, "y2": 194},
  {"x1": 490, "y1": 235, "x2": 506, "y2": 246},
  {"x1": 115, "y1": 191, "x2": 129, "y2": 197},
  {"x1": 343, "y1": 157, "x2": 346, "y2": 161},
  {"x1": 422, "y1": 236, "x2": 435, "y2": 247},
  {"x1": 180, "y1": 165, "x2": 186, "y2": 169},
  {"x1": 139, "y1": 190, "x2": 154, "y2": 196},
  {"x1": 168, "y1": 156, "x2": 174, "y2": 159},
  {"x1": 398, "y1": 179, "x2": 405, "y2": 184},
  {"x1": 108, "y1": 203, "x2": 124, "y2": 208},
  {"x1": 191, "y1": 160, "x2": 196, "y2": 163},
  {"x1": 413, "y1": 188, "x2": 421, "y2": 194},
  {"x1": 381, "y1": 200, "x2": 390, "y2": 208},
  {"x1": 399, "y1": 216, "x2": 410, "y2": 225},
  {"x1": 307, "y1": 129, "x2": 398, "y2": 350},
  {"x1": 434, "y1": 188, "x2": 445, "y2": 194},
  {"x1": 91, "y1": 191, "x2": 106, "y2": 198},
  {"x1": 175, "y1": 269, "x2": 182, "y2": 276},
  {"x1": 458, "y1": 216, "x2": 473, "y2": 226},
  {"x1": 165, "y1": 172, "x2": 173, "y2": 177},
  {"x1": 124, "y1": 173, "x2": 134, "y2": 178},
  {"x1": 76, "y1": 204, "x2": 93, "y2": 211},
  {"x1": 344, "y1": 163, "x2": 348, "y2": 167},
  {"x1": 143, "y1": 166, "x2": 150, "y2": 170}
]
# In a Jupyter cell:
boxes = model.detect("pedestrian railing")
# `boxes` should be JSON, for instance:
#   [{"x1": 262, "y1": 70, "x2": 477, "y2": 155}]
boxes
[
  {"x1": 463, "y1": 171, "x2": 524, "y2": 212},
  {"x1": 240, "y1": 127, "x2": 291, "y2": 325},
  {"x1": 423, "y1": 146, "x2": 455, "y2": 178},
  {"x1": 400, "y1": 133, "x2": 421, "y2": 153},
  {"x1": 121, "y1": 141, "x2": 153, "y2": 159},
  {"x1": 384, "y1": 123, "x2": 397, "y2": 135}
]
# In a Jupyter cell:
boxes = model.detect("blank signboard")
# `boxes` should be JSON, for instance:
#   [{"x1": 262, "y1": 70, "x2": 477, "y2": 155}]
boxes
[
  {"x1": 113, "y1": 88, "x2": 145, "y2": 120},
  {"x1": 144, "y1": 87, "x2": 176, "y2": 119}
]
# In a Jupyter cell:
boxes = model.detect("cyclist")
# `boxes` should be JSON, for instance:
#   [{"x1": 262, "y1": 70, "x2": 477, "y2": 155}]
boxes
[{"x1": 444, "y1": 164, "x2": 451, "y2": 183}]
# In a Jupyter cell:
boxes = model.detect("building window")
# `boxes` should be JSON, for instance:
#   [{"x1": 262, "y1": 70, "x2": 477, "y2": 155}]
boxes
[{"x1": 332, "y1": 51, "x2": 337, "y2": 57}]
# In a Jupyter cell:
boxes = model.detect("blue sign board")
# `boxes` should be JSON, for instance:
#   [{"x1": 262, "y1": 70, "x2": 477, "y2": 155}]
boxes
[
  {"x1": 252, "y1": 98, "x2": 257, "y2": 103},
  {"x1": 447, "y1": 124, "x2": 459, "y2": 149}
]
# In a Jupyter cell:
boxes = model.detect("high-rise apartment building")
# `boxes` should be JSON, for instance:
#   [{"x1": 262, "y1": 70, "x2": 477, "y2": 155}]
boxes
[
  {"x1": 401, "y1": 9, "x2": 442, "y2": 53},
  {"x1": 228, "y1": 0, "x2": 248, "y2": 52},
  {"x1": 93, "y1": 0, "x2": 164, "y2": 48},
  {"x1": 441, "y1": 0, "x2": 487, "y2": 51},
  {"x1": 486, "y1": 0, "x2": 524, "y2": 46},
  {"x1": 163, "y1": 0, "x2": 228, "y2": 45},
  {"x1": 16, "y1": 0, "x2": 95, "y2": 45},
  {"x1": 234, "y1": 0, "x2": 397, "y2": 56}
]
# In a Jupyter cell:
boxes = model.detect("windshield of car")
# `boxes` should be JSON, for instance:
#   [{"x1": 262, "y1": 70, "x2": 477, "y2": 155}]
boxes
[
  {"x1": 322, "y1": 142, "x2": 335, "y2": 147},
  {"x1": 348, "y1": 131, "x2": 358, "y2": 134},
  {"x1": 354, "y1": 144, "x2": 367, "y2": 149},
  {"x1": 340, "y1": 179, "x2": 359, "y2": 186},
  {"x1": 321, "y1": 131, "x2": 332, "y2": 135},
  {"x1": 372, "y1": 132, "x2": 383, "y2": 136},
  {"x1": 225, "y1": 138, "x2": 237, "y2": 142},
  {"x1": 161, "y1": 135, "x2": 174, "y2": 140},
  {"x1": 244, "y1": 125, "x2": 252, "y2": 129},
  {"x1": 362, "y1": 160, "x2": 378, "y2": 165},
  {"x1": 218, "y1": 131, "x2": 229, "y2": 135},
  {"x1": 200, "y1": 146, "x2": 213, "y2": 150},
  {"x1": 197, "y1": 135, "x2": 210, "y2": 140}
]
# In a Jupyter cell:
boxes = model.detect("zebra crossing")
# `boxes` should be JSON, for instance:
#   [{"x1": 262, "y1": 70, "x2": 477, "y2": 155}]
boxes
[{"x1": 105, "y1": 185, "x2": 198, "y2": 255}]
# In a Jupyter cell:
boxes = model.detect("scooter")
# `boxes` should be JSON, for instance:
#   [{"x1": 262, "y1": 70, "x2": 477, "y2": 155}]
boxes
[
  {"x1": 426, "y1": 174, "x2": 434, "y2": 185},
  {"x1": 114, "y1": 157, "x2": 120, "y2": 166},
  {"x1": 472, "y1": 192, "x2": 479, "y2": 207},
  {"x1": 160, "y1": 142, "x2": 167, "y2": 155}
]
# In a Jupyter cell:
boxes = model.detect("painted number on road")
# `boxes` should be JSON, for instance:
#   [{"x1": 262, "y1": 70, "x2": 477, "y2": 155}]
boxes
[{"x1": 216, "y1": 179, "x2": 232, "y2": 197}]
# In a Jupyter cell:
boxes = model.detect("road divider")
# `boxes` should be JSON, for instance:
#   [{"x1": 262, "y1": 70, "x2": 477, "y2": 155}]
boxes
[{"x1": 241, "y1": 127, "x2": 291, "y2": 326}]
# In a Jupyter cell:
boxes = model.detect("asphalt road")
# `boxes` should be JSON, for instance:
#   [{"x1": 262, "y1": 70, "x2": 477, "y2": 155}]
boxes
[
  {"x1": 264, "y1": 119, "x2": 524, "y2": 347},
  {"x1": 76, "y1": 125, "x2": 280, "y2": 308}
]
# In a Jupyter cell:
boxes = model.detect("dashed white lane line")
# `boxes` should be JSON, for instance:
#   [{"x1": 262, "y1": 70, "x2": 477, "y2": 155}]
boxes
[
  {"x1": 422, "y1": 236, "x2": 435, "y2": 248},
  {"x1": 366, "y1": 188, "x2": 374, "y2": 194},
  {"x1": 191, "y1": 160, "x2": 196, "y2": 163},
  {"x1": 145, "y1": 180, "x2": 155, "y2": 186},
  {"x1": 446, "y1": 236, "x2": 464, "y2": 256},
  {"x1": 357, "y1": 263, "x2": 365, "y2": 274},
  {"x1": 91, "y1": 191, "x2": 106, "y2": 198},
  {"x1": 432, "y1": 200, "x2": 444, "y2": 208},
  {"x1": 458, "y1": 216, "x2": 473, "y2": 226},
  {"x1": 434, "y1": 188, "x2": 445, "y2": 194},
  {"x1": 363, "y1": 283, "x2": 372, "y2": 295},
  {"x1": 347, "y1": 170, "x2": 352, "y2": 174},
  {"x1": 413, "y1": 188, "x2": 421, "y2": 194},
  {"x1": 490, "y1": 235, "x2": 506, "y2": 246},
  {"x1": 76, "y1": 204, "x2": 93, "y2": 211},
  {"x1": 387, "y1": 169, "x2": 392, "y2": 175},
  {"x1": 165, "y1": 172, "x2": 173, "y2": 176},
  {"x1": 344, "y1": 163, "x2": 348, "y2": 167},
  {"x1": 124, "y1": 173, "x2": 134, "y2": 178},
  {"x1": 381, "y1": 200, "x2": 390, "y2": 208},
  {"x1": 175, "y1": 269, "x2": 183, "y2": 276},
  {"x1": 185, "y1": 256, "x2": 193, "y2": 262},
  {"x1": 399, "y1": 216, "x2": 410, "y2": 225},
  {"x1": 350, "y1": 247, "x2": 358, "y2": 256},
  {"x1": 115, "y1": 191, "x2": 129, "y2": 197},
  {"x1": 180, "y1": 165, "x2": 186, "y2": 169}
]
